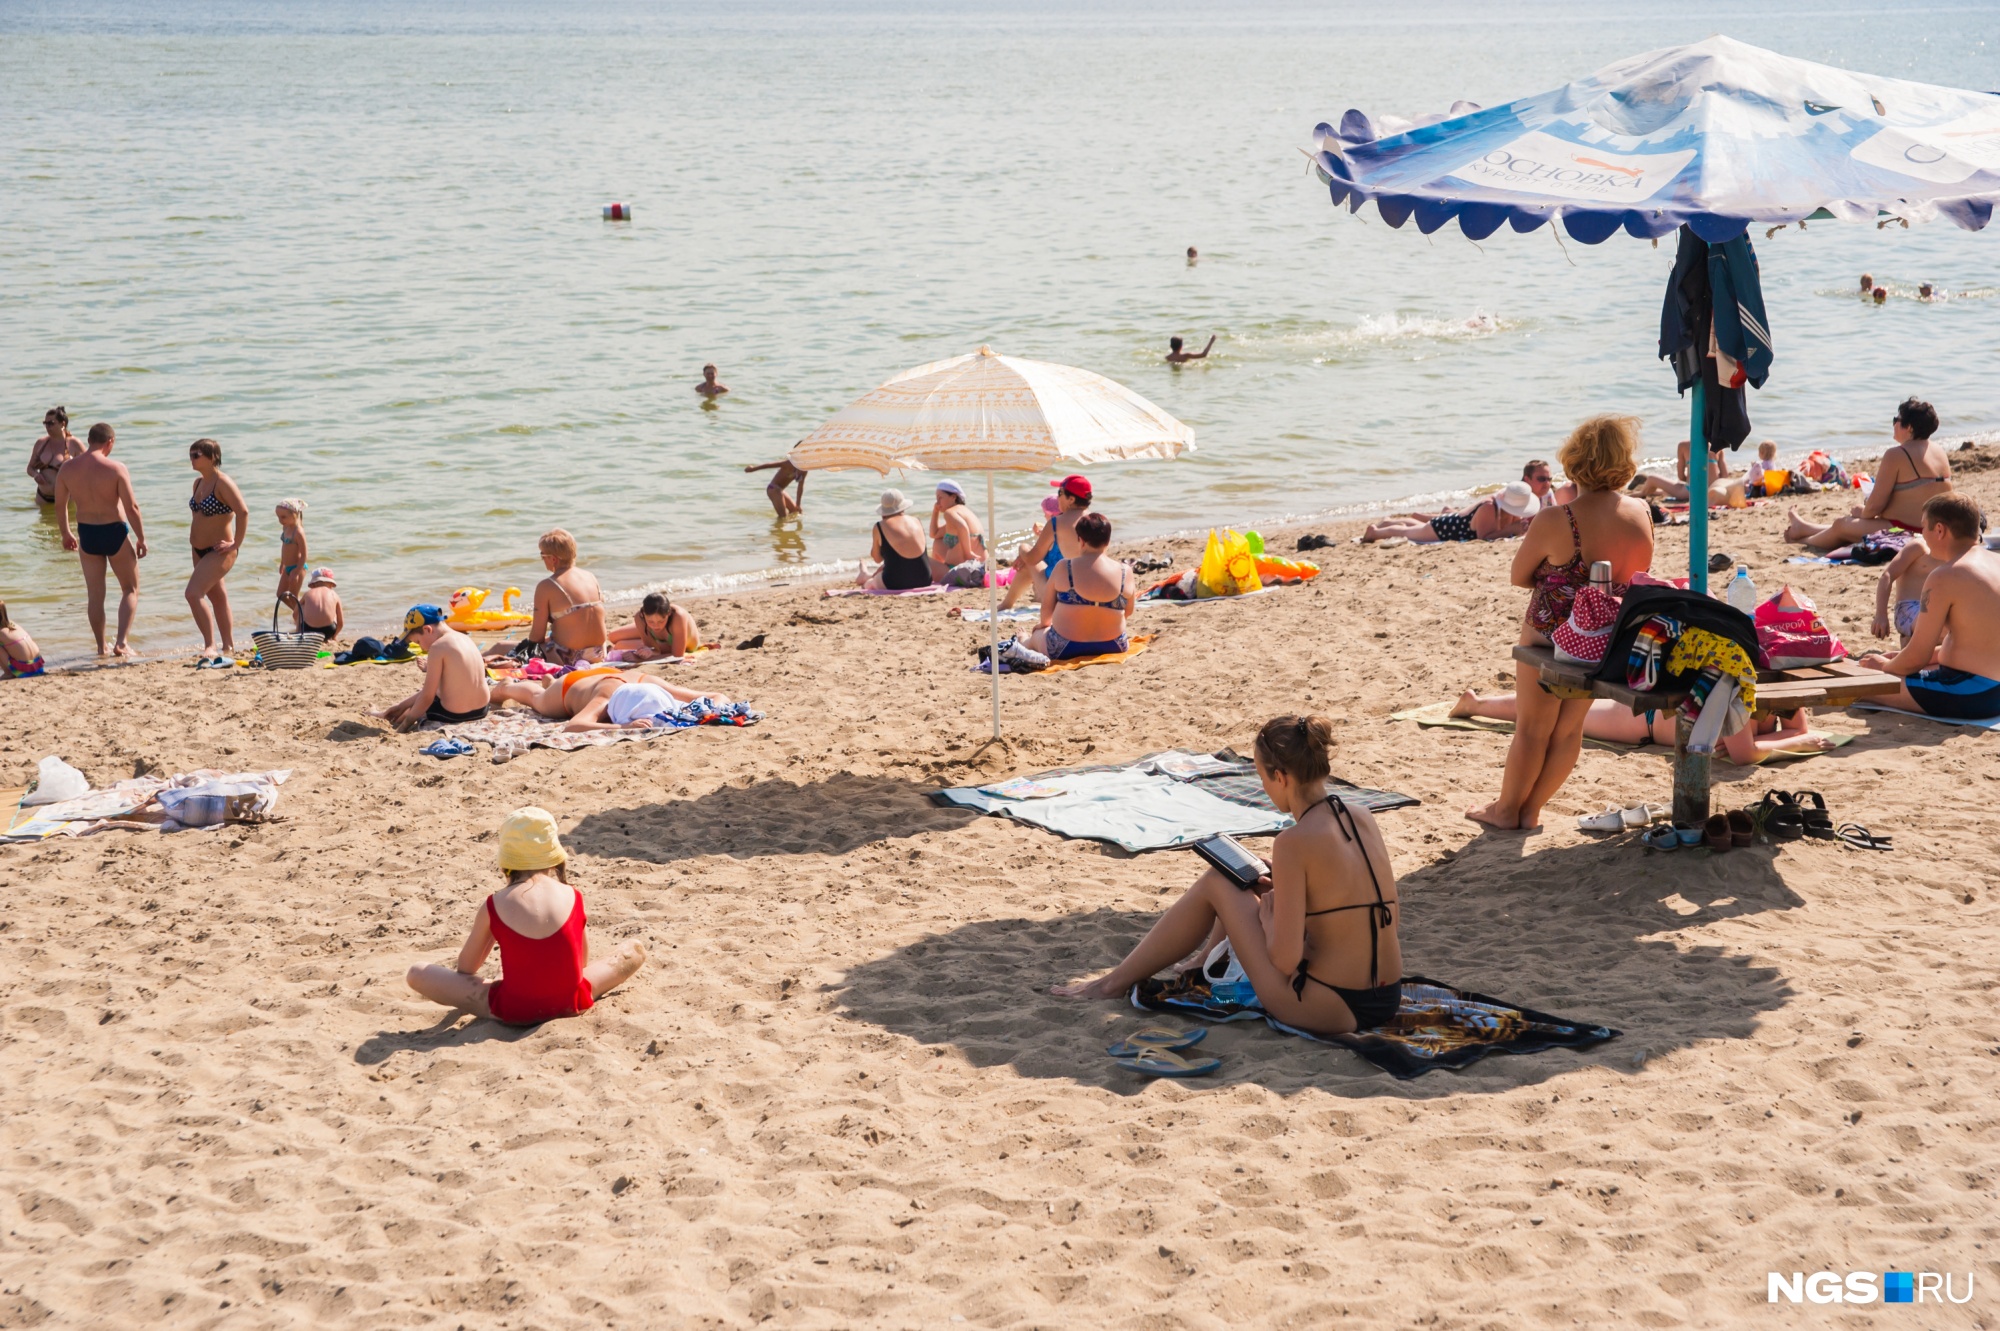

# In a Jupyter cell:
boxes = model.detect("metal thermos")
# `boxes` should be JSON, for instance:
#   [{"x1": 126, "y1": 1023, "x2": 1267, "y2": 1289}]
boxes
[{"x1": 1590, "y1": 560, "x2": 1613, "y2": 594}]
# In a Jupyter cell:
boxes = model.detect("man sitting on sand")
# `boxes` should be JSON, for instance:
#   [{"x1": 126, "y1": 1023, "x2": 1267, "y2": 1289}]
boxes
[
  {"x1": 376, "y1": 605, "x2": 491, "y2": 730},
  {"x1": 1857, "y1": 494, "x2": 2000, "y2": 721},
  {"x1": 1626, "y1": 438, "x2": 1741, "y2": 506},
  {"x1": 745, "y1": 456, "x2": 806, "y2": 516},
  {"x1": 54, "y1": 423, "x2": 148, "y2": 657},
  {"x1": 490, "y1": 664, "x2": 729, "y2": 730}
]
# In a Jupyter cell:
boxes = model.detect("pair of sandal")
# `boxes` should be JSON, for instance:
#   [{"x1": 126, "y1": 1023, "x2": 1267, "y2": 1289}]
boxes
[
  {"x1": 1640, "y1": 813, "x2": 1752, "y2": 851},
  {"x1": 1755, "y1": 789, "x2": 1833, "y2": 842},
  {"x1": 1107, "y1": 1026, "x2": 1218, "y2": 1078},
  {"x1": 1578, "y1": 803, "x2": 1668, "y2": 833}
]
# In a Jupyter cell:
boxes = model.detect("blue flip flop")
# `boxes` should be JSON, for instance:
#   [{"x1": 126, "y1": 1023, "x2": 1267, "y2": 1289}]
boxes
[
  {"x1": 421, "y1": 738, "x2": 475, "y2": 759},
  {"x1": 1106, "y1": 1026, "x2": 1207, "y2": 1059},
  {"x1": 1111, "y1": 1046, "x2": 1221, "y2": 1078}
]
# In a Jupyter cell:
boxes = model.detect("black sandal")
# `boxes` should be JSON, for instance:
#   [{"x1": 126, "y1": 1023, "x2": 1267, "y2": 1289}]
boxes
[
  {"x1": 1756, "y1": 790, "x2": 1805, "y2": 843},
  {"x1": 1835, "y1": 823, "x2": 1894, "y2": 851},
  {"x1": 1793, "y1": 790, "x2": 1835, "y2": 840}
]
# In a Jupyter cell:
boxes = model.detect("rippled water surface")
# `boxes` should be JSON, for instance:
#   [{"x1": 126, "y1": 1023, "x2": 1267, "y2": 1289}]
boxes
[{"x1": 5, "y1": 0, "x2": 1998, "y2": 658}]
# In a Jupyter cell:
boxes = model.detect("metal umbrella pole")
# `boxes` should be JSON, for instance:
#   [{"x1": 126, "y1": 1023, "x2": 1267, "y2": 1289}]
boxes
[
  {"x1": 986, "y1": 471, "x2": 1001, "y2": 740},
  {"x1": 1673, "y1": 376, "x2": 1713, "y2": 827}
]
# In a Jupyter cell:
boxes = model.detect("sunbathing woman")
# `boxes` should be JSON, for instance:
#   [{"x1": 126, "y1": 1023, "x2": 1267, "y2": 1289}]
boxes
[
  {"x1": 489, "y1": 665, "x2": 729, "y2": 730},
  {"x1": 1467, "y1": 414, "x2": 1655, "y2": 832},
  {"x1": 1053, "y1": 715, "x2": 1402, "y2": 1036},
  {"x1": 485, "y1": 529, "x2": 608, "y2": 665},
  {"x1": 1451, "y1": 690, "x2": 1836, "y2": 764},
  {"x1": 605, "y1": 592, "x2": 700, "y2": 661},
  {"x1": 928, "y1": 480, "x2": 987, "y2": 579},
  {"x1": 1362, "y1": 482, "x2": 1540, "y2": 543},
  {"x1": 405, "y1": 807, "x2": 645, "y2": 1025},
  {"x1": 857, "y1": 490, "x2": 935, "y2": 590},
  {"x1": 1785, "y1": 397, "x2": 1953, "y2": 551},
  {"x1": 1024, "y1": 511, "x2": 1133, "y2": 660}
]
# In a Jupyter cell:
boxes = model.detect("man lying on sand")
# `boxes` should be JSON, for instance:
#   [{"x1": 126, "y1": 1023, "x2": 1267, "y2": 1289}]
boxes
[
  {"x1": 1451, "y1": 691, "x2": 1835, "y2": 764},
  {"x1": 1858, "y1": 494, "x2": 2000, "y2": 721},
  {"x1": 1362, "y1": 482, "x2": 1539, "y2": 544},
  {"x1": 490, "y1": 665, "x2": 730, "y2": 731},
  {"x1": 376, "y1": 605, "x2": 491, "y2": 730},
  {"x1": 405, "y1": 807, "x2": 645, "y2": 1025}
]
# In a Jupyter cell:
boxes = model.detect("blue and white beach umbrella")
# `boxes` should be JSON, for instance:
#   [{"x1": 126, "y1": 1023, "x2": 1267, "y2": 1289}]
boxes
[{"x1": 1311, "y1": 34, "x2": 2000, "y2": 244}]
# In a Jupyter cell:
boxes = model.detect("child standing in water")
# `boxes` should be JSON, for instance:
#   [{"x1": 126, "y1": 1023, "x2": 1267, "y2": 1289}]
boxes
[
  {"x1": 274, "y1": 499, "x2": 308, "y2": 613},
  {"x1": 405, "y1": 808, "x2": 646, "y2": 1024}
]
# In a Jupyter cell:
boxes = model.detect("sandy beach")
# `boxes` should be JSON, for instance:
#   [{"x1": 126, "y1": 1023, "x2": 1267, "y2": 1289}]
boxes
[{"x1": 4, "y1": 460, "x2": 1997, "y2": 1329}]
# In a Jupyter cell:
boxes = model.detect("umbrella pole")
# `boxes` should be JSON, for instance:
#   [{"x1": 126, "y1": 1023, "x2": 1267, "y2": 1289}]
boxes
[
  {"x1": 987, "y1": 472, "x2": 1001, "y2": 741},
  {"x1": 1674, "y1": 377, "x2": 1712, "y2": 828}
]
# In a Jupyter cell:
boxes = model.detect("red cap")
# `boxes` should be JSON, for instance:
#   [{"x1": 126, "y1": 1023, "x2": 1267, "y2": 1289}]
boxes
[{"x1": 1049, "y1": 474, "x2": 1092, "y2": 501}]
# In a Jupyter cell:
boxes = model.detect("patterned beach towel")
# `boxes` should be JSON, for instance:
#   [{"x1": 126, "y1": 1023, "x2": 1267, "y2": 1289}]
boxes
[
  {"x1": 427, "y1": 701, "x2": 760, "y2": 763},
  {"x1": 1132, "y1": 971, "x2": 1619, "y2": 1079}
]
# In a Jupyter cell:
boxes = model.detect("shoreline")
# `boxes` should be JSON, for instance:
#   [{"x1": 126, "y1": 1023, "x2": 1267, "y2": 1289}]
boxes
[{"x1": 27, "y1": 431, "x2": 1999, "y2": 675}]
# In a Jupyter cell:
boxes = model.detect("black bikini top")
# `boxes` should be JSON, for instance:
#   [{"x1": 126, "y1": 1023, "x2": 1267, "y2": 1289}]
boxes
[{"x1": 1295, "y1": 792, "x2": 1395, "y2": 994}]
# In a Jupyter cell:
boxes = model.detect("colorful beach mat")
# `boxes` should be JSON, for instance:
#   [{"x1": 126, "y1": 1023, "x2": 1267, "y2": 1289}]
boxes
[
  {"x1": 427, "y1": 702, "x2": 759, "y2": 764},
  {"x1": 823, "y1": 584, "x2": 951, "y2": 598},
  {"x1": 1038, "y1": 633, "x2": 1157, "y2": 673},
  {"x1": 1131, "y1": 971, "x2": 1620, "y2": 1079},
  {"x1": 1392, "y1": 699, "x2": 1853, "y2": 763}
]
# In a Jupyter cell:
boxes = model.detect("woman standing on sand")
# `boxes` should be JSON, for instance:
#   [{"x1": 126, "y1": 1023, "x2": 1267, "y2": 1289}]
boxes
[
  {"x1": 184, "y1": 438, "x2": 249, "y2": 666},
  {"x1": 1466, "y1": 415, "x2": 1653, "y2": 833}
]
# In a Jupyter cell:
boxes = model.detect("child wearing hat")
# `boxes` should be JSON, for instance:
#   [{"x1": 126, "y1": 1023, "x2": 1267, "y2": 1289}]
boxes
[
  {"x1": 293, "y1": 567, "x2": 343, "y2": 642},
  {"x1": 373, "y1": 604, "x2": 492, "y2": 730},
  {"x1": 405, "y1": 807, "x2": 645, "y2": 1024}
]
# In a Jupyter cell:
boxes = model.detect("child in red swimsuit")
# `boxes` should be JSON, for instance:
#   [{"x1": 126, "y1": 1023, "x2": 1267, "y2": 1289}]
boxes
[{"x1": 405, "y1": 808, "x2": 646, "y2": 1024}]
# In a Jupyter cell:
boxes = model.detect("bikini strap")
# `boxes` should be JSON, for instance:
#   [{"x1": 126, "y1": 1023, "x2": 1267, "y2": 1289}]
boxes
[{"x1": 1292, "y1": 793, "x2": 1394, "y2": 996}]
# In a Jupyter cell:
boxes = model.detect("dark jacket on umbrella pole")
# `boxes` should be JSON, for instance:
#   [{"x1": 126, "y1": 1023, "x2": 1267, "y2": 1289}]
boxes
[{"x1": 1659, "y1": 225, "x2": 1773, "y2": 454}]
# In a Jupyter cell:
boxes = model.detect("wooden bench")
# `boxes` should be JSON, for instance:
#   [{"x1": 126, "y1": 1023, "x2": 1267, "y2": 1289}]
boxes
[{"x1": 1510, "y1": 645, "x2": 1903, "y2": 823}]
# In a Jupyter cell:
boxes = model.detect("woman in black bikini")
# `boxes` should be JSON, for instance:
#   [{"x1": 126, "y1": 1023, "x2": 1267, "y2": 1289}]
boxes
[
  {"x1": 1052, "y1": 715, "x2": 1402, "y2": 1035},
  {"x1": 858, "y1": 489, "x2": 935, "y2": 591},
  {"x1": 185, "y1": 438, "x2": 249, "y2": 665}
]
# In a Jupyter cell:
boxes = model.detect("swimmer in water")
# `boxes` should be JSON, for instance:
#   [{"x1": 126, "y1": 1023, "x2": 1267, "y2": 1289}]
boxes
[
  {"x1": 1859, "y1": 273, "x2": 1874, "y2": 294},
  {"x1": 1920, "y1": 283, "x2": 1935, "y2": 301},
  {"x1": 1872, "y1": 286, "x2": 1888, "y2": 304},
  {"x1": 1186, "y1": 245, "x2": 1198, "y2": 265},
  {"x1": 745, "y1": 455, "x2": 807, "y2": 516},
  {"x1": 696, "y1": 363, "x2": 729, "y2": 398},
  {"x1": 1166, "y1": 335, "x2": 1216, "y2": 365},
  {"x1": 27, "y1": 406, "x2": 82, "y2": 505}
]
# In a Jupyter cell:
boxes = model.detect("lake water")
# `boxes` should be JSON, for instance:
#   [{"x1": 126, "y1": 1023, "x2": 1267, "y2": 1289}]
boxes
[{"x1": 5, "y1": 0, "x2": 1997, "y2": 660}]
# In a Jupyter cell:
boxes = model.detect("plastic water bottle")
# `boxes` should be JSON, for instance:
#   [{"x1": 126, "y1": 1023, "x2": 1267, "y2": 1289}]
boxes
[{"x1": 1726, "y1": 565, "x2": 1757, "y2": 613}]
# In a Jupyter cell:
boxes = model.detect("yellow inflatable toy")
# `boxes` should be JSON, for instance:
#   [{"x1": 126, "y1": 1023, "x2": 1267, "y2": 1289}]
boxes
[{"x1": 447, "y1": 586, "x2": 532, "y2": 632}]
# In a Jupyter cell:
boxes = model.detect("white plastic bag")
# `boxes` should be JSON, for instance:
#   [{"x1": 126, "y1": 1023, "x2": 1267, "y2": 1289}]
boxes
[{"x1": 21, "y1": 757, "x2": 89, "y2": 806}]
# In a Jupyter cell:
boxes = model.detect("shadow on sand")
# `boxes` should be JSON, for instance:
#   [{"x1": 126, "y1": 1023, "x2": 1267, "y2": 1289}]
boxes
[
  {"x1": 565, "y1": 773, "x2": 979, "y2": 864},
  {"x1": 831, "y1": 831, "x2": 1800, "y2": 1098},
  {"x1": 354, "y1": 1013, "x2": 542, "y2": 1065}
]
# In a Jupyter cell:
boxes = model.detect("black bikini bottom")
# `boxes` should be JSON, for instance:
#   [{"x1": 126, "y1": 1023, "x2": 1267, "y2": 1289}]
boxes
[{"x1": 1332, "y1": 980, "x2": 1403, "y2": 1031}]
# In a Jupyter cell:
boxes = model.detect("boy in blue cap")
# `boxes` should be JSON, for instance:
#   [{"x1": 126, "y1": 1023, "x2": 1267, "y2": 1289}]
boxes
[{"x1": 374, "y1": 605, "x2": 491, "y2": 730}]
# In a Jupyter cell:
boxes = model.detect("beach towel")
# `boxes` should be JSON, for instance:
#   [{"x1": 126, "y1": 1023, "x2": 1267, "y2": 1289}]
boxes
[
  {"x1": 1850, "y1": 702, "x2": 2000, "y2": 730},
  {"x1": 1391, "y1": 699, "x2": 1851, "y2": 763},
  {"x1": 822, "y1": 584, "x2": 950, "y2": 598},
  {"x1": 934, "y1": 750, "x2": 1415, "y2": 852},
  {"x1": 1, "y1": 769, "x2": 292, "y2": 842},
  {"x1": 951, "y1": 607, "x2": 1042, "y2": 624},
  {"x1": 1038, "y1": 633, "x2": 1156, "y2": 673},
  {"x1": 429, "y1": 702, "x2": 760, "y2": 764},
  {"x1": 1131, "y1": 971, "x2": 1619, "y2": 1079}
]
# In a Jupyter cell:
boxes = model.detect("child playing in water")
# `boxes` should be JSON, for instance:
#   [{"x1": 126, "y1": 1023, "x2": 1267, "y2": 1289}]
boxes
[
  {"x1": 405, "y1": 807, "x2": 645, "y2": 1025},
  {"x1": 1873, "y1": 535, "x2": 1942, "y2": 646},
  {"x1": 274, "y1": 499, "x2": 308, "y2": 613},
  {"x1": 604, "y1": 592, "x2": 700, "y2": 661},
  {"x1": 0, "y1": 602, "x2": 45, "y2": 679}
]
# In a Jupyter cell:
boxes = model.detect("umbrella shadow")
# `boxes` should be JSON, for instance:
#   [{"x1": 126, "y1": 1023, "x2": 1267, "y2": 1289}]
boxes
[
  {"x1": 830, "y1": 833, "x2": 1798, "y2": 1097},
  {"x1": 565, "y1": 773, "x2": 979, "y2": 865}
]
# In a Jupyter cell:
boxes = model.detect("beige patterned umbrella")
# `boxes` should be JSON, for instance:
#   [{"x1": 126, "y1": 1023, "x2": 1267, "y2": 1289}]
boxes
[{"x1": 790, "y1": 345, "x2": 1195, "y2": 739}]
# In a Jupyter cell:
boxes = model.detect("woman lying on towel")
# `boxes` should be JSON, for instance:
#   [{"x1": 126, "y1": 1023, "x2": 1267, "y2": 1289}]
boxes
[
  {"x1": 1451, "y1": 691, "x2": 1836, "y2": 764},
  {"x1": 1053, "y1": 714, "x2": 1403, "y2": 1036},
  {"x1": 1024, "y1": 511, "x2": 1134, "y2": 661},
  {"x1": 489, "y1": 666, "x2": 731, "y2": 731},
  {"x1": 1360, "y1": 482, "x2": 1540, "y2": 544}
]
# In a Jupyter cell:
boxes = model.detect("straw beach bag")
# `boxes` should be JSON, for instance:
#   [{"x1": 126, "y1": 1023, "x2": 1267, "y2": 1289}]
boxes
[{"x1": 251, "y1": 604, "x2": 324, "y2": 670}]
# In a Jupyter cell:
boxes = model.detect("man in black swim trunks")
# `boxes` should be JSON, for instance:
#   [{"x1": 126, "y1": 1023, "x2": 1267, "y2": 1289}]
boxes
[
  {"x1": 54, "y1": 423, "x2": 148, "y2": 657},
  {"x1": 375, "y1": 605, "x2": 493, "y2": 732}
]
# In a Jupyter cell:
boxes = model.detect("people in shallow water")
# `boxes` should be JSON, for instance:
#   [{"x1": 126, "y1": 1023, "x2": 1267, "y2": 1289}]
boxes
[
  {"x1": 1361, "y1": 482, "x2": 1540, "y2": 543},
  {"x1": 1450, "y1": 690, "x2": 1834, "y2": 763},
  {"x1": 745, "y1": 455, "x2": 806, "y2": 516},
  {"x1": 1052, "y1": 715, "x2": 1403, "y2": 1037},
  {"x1": 404, "y1": 807, "x2": 645, "y2": 1026},
  {"x1": 27, "y1": 407, "x2": 81, "y2": 504},
  {"x1": 54, "y1": 423, "x2": 148, "y2": 657},
  {"x1": 1858, "y1": 494, "x2": 2000, "y2": 722},
  {"x1": 696, "y1": 363, "x2": 729, "y2": 397},
  {"x1": 376, "y1": 605, "x2": 491, "y2": 730},
  {"x1": 1023, "y1": 511, "x2": 1133, "y2": 660},
  {"x1": 1165, "y1": 334, "x2": 1216, "y2": 364},
  {"x1": 1785, "y1": 397, "x2": 1953, "y2": 551}
]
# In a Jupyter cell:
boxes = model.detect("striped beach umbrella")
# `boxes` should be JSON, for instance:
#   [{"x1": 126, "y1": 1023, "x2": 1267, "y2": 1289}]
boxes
[{"x1": 791, "y1": 346, "x2": 1194, "y2": 740}]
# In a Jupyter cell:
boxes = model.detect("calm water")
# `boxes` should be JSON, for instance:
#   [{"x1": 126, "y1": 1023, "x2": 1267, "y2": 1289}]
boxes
[{"x1": 5, "y1": 0, "x2": 1998, "y2": 659}]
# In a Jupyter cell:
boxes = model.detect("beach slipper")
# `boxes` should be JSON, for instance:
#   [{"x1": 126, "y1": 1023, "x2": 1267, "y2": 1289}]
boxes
[
  {"x1": 1703, "y1": 815, "x2": 1733, "y2": 852},
  {"x1": 1640, "y1": 825, "x2": 1680, "y2": 851},
  {"x1": 1793, "y1": 790, "x2": 1835, "y2": 839},
  {"x1": 1106, "y1": 1027, "x2": 1208, "y2": 1058},
  {"x1": 1110, "y1": 1046, "x2": 1221, "y2": 1078},
  {"x1": 195, "y1": 655, "x2": 233, "y2": 670},
  {"x1": 1756, "y1": 791, "x2": 1805, "y2": 842},
  {"x1": 1577, "y1": 806, "x2": 1627, "y2": 833},
  {"x1": 421, "y1": 738, "x2": 475, "y2": 759},
  {"x1": 1674, "y1": 821, "x2": 1704, "y2": 847},
  {"x1": 1835, "y1": 823, "x2": 1893, "y2": 851},
  {"x1": 1622, "y1": 803, "x2": 1667, "y2": 828},
  {"x1": 1727, "y1": 809, "x2": 1756, "y2": 847}
]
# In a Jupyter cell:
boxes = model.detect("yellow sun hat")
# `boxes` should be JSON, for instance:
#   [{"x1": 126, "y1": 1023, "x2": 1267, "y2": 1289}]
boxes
[{"x1": 497, "y1": 806, "x2": 568, "y2": 872}]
